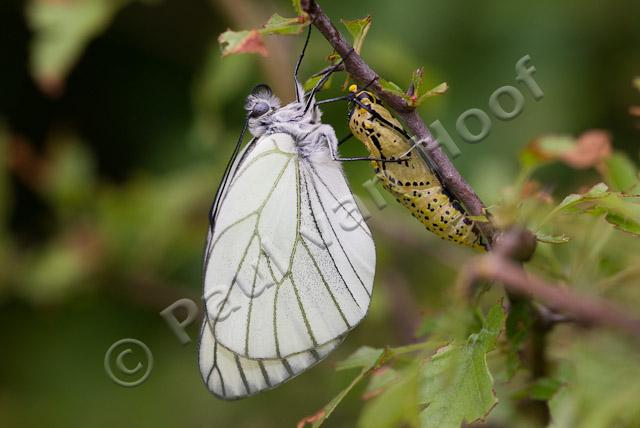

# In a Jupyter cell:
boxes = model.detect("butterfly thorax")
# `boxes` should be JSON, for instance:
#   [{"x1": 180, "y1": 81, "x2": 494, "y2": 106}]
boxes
[
  {"x1": 249, "y1": 102, "x2": 316, "y2": 135},
  {"x1": 246, "y1": 92, "x2": 333, "y2": 159}
]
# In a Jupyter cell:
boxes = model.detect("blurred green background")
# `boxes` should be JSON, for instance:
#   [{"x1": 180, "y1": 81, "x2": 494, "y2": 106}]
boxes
[{"x1": 1, "y1": 0, "x2": 639, "y2": 427}]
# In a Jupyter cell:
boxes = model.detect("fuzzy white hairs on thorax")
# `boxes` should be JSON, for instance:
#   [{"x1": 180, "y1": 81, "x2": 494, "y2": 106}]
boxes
[{"x1": 244, "y1": 84, "x2": 335, "y2": 158}]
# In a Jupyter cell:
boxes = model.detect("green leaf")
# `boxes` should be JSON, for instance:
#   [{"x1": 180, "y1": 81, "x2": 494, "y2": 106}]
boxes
[
  {"x1": 403, "y1": 68, "x2": 449, "y2": 106},
  {"x1": 416, "y1": 316, "x2": 440, "y2": 338},
  {"x1": 633, "y1": 77, "x2": 640, "y2": 93},
  {"x1": 262, "y1": 13, "x2": 308, "y2": 35},
  {"x1": 548, "y1": 334, "x2": 640, "y2": 428},
  {"x1": 419, "y1": 305, "x2": 505, "y2": 428},
  {"x1": 362, "y1": 367, "x2": 399, "y2": 400},
  {"x1": 358, "y1": 367, "x2": 420, "y2": 428},
  {"x1": 341, "y1": 16, "x2": 372, "y2": 54},
  {"x1": 410, "y1": 67, "x2": 425, "y2": 97},
  {"x1": 537, "y1": 135, "x2": 579, "y2": 157},
  {"x1": 217, "y1": 13, "x2": 309, "y2": 57},
  {"x1": 603, "y1": 152, "x2": 639, "y2": 193},
  {"x1": 548, "y1": 385, "x2": 574, "y2": 428},
  {"x1": 218, "y1": 29, "x2": 267, "y2": 57},
  {"x1": 43, "y1": 136, "x2": 97, "y2": 215},
  {"x1": 303, "y1": 73, "x2": 332, "y2": 92},
  {"x1": 292, "y1": 0, "x2": 304, "y2": 15},
  {"x1": 378, "y1": 79, "x2": 405, "y2": 97},
  {"x1": 306, "y1": 348, "x2": 390, "y2": 428},
  {"x1": 553, "y1": 183, "x2": 610, "y2": 213},
  {"x1": 26, "y1": 0, "x2": 139, "y2": 96},
  {"x1": 535, "y1": 232, "x2": 570, "y2": 244},
  {"x1": 528, "y1": 377, "x2": 563, "y2": 401},
  {"x1": 600, "y1": 197, "x2": 640, "y2": 235},
  {"x1": 379, "y1": 70, "x2": 448, "y2": 107},
  {"x1": 336, "y1": 346, "x2": 386, "y2": 371},
  {"x1": 414, "y1": 82, "x2": 449, "y2": 106},
  {"x1": 541, "y1": 183, "x2": 640, "y2": 236}
]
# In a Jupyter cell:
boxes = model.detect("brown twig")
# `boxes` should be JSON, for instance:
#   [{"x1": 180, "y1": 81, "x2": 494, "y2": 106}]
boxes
[
  {"x1": 301, "y1": 0, "x2": 501, "y2": 247},
  {"x1": 458, "y1": 254, "x2": 640, "y2": 340}
]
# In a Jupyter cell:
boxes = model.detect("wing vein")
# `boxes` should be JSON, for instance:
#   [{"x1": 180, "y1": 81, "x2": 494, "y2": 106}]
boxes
[
  {"x1": 210, "y1": 156, "x2": 293, "y2": 338},
  {"x1": 258, "y1": 361, "x2": 272, "y2": 387},
  {"x1": 307, "y1": 161, "x2": 372, "y2": 237},
  {"x1": 244, "y1": 251, "x2": 261, "y2": 355},
  {"x1": 300, "y1": 238, "x2": 351, "y2": 329},
  {"x1": 234, "y1": 354, "x2": 251, "y2": 395},
  {"x1": 289, "y1": 274, "x2": 319, "y2": 347},
  {"x1": 306, "y1": 163, "x2": 372, "y2": 299}
]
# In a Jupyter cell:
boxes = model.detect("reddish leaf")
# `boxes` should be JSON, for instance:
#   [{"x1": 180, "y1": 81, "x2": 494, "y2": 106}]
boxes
[
  {"x1": 218, "y1": 29, "x2": 267, "y2": 57},
  {"x1": 565, "y1": 130, "x2": 612, "y2": 169},
  {"x1": 523, "y1": 130, "x2": 612, "y2": 170}
]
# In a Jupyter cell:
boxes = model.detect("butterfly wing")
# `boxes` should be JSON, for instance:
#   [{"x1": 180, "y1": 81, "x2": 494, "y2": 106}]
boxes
[
  {"x1": 202, "y1": 132, "x2": 375, "y2": 360},
  {"x1": 200, "y1": 130, "x2": 375, "y2": 399},
  {"x1": 198, "y1": 316, "x2": 343, "y2": 400}
]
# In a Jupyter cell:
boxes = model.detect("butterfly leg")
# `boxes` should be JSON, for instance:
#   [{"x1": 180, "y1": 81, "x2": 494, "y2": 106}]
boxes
[
  {"x1": 338, "y1": 133, "x2": 354, "y2": 146},
  {"x1": 306, "y1": 125, "x2": 410, "y2": 163}
]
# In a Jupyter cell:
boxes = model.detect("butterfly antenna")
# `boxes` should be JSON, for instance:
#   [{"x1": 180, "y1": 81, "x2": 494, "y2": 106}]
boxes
[
  {"x1": 294, "y1": 25, "x2": 312, "y2": 103},
  {"x1": 304, "y1": 48, "x2": 355, "y2": 113},
  {"x1": 315, "y1": 94, "x2": 351, "y2": 105}
]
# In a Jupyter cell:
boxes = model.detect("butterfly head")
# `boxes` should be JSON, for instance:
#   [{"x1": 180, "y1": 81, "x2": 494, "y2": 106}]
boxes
[
  {"x1": 245, "y1": 84, "x2": 322, "y2": 138},
  {"x1": 245, "y1": 84, "x2": 284, "y2": 137},
  {"x1": 245, "y1": 84, "x2": 280, "y2": 118}
]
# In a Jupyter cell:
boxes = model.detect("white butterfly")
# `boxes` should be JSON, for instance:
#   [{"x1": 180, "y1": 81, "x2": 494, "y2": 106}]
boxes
[{"x1": 198, "y1": 78, "x2": 376, "y2": 399}]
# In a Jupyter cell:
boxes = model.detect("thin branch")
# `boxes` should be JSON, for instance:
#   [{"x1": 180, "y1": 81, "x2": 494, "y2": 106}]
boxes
[
  {"x1": 458, "y1": 254, "x2": 640, "y2": 340},
  {"x1": 301, "y1": 0, "x2": 502, "y2": 247}
]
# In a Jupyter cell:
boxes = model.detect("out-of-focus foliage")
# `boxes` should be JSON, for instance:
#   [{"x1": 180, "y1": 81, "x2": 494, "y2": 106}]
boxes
[
  {"x1": 548, "y1": 333, "x2": 640, "y2": 428},
  {"x1": 2, "y1": 0, "x2": 640, "y2": 427},
  {"x1": 26, "y1": 0, "x2": 157, "y2": 95}
]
